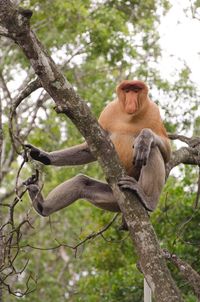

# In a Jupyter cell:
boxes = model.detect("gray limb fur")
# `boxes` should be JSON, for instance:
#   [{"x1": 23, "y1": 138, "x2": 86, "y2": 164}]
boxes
[
  {"x1": 26, "y1": 147, "x2": 164, "y2": 215},
  {"x1": 25, "y1": 142, "x2": 95, "y2": 166},
  {"x1": 119, "y1": 129, "x2": 166, "y2": 211},
  {"x1": 25, "y1": 128, "x2": 166, "y2": 215},
  {"x1": 119, "y1": 148, "x2": 165, "y2": 211},
  {"x1": 27, "y1": 174, "x2": 120, "y2": 216}
]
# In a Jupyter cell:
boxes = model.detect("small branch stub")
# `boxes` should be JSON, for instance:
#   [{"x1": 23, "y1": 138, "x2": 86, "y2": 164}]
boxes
[{"x1": 18, "y1": 8, "x2": 33, "y2": 19}]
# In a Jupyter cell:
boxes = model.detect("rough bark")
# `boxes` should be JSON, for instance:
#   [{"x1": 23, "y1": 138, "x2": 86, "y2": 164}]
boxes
[
  {"x1": 166, "y1": 146, "x2": 200, "y2": 177},
  {"x1": 0, "y1": 63, "x2": 4, "y2": 302},
  {"x1": 163, "y1": 250, "x2": 200, "y2": 299},
  {"x1": 166, "y1": 134, "x2": 200, "y2": 177},
  {"x1": 0, "y1": 2, "x2": 183, "y2": 301}
]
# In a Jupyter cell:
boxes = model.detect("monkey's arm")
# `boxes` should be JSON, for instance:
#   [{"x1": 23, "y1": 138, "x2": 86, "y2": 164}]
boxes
[
  {"x1": 25, "y1": 142, "x2": 96, "y2": 166},
  {"x1": 152, "y1": 134, "x2": 171, "y2": 163},
  {"x1": 133, "y1": 128, "x2": 171, "y2": 167}
]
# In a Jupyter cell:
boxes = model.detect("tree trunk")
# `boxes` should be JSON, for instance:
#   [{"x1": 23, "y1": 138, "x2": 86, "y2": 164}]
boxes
[
  {"x1": 0, "y1": 228, "x2": 3, "y2": 302},
  {"x1": 0, "y1": 75, "x2": 4, "y2": 302}
]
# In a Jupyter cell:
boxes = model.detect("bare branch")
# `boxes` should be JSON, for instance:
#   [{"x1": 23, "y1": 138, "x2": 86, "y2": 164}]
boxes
[
  {"x1": 168, "y1": 133, "x2": 200, "y2": 148},
  {"x1": 17, "y1": 213, "x2": 120, "y2": 256},
  {"x1": 0, "y1": 146, "x2": 15, "y2": 181},
  {"x1": 72, "y1": 213, "x2": 119, "y2": 257},
  {"x1": 8, "y1": 78, "x2": 42, "y2": 154},
  {"x1": 12, "y1": 78, "x2": 41, "y2": 112},
  {"x1": 166, "y1": 146, "x2": 200, "y2": 178}
]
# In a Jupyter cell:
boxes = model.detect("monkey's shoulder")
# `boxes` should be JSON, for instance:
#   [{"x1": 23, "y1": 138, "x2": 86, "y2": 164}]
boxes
[{"x1": 98, "y1": 100, "x2": 119, "y2": 129}]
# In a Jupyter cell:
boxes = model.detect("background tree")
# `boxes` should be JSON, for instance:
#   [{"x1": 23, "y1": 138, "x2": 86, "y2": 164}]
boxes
[{"x1": 0, "y1": 0, "x2": 200, "y2": 301}]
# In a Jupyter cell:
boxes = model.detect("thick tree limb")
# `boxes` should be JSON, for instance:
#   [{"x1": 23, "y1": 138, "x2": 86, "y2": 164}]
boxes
[
  {"x1": 166, "y1": 133, "x2": 200, "y2": 177},
  {"x1": 166, "y1": 146, "x2": 200, "y2": 177},
  {"x1": 168, "y1": 134, "x2": 200, "y2": 148},
  {"x1": 0, "y1": 61, "x2": 4, "y2": 302},
  {"x1": 0, "y1": 3, "x2": 183, "y2": 301},
  {"x1": 167, "y1": 134, "x2": 200, "y2": 208},
  {"x1": 163, "y1": 250, "x2": 200, "y2": 299}
]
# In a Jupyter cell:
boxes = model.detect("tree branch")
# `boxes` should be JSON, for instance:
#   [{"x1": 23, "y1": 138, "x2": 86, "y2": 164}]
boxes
[
  {"x1": 0, "y1": 3, "x2": 183, "y2": 301},
  {"x1": 166, "y1": 146, "x2": 200, "y2": 177},
  {"x1": 163, "y1": 249, "x2": 200, "y2": 299}
]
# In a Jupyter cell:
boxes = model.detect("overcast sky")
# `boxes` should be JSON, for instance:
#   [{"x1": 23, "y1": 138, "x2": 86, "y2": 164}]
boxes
[{"x1": 159, "y1": 0, "x2": 200, "y2": 85}]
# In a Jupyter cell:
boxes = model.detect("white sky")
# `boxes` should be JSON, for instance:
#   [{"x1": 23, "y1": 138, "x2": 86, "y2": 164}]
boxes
[
  {"x1": 159, "y1": 0, "x2": 200, "y2": 85},
  {"x1": 5, "y1": 1, "x2": 200, "y2": 94}
]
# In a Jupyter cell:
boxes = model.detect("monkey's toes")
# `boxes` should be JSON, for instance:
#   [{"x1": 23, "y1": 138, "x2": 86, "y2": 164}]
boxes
[
  {"x1": 118, "y1": 176, "x2": 138, "y2": 190},
  {"x1": 23, "y1": 172, "x2": 39, "y2": 186}
]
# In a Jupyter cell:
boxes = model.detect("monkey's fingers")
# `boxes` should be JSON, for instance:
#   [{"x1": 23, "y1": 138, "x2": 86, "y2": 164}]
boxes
[
  {"x1": 133, "y1": 145, "x2": 150, "y2": 167},
  {"x1": 23, "y1": 172, "x2": 39, "y2": 186},
  {"x1": 118, "y1": 176, "x2": 138, "y2": 189}
]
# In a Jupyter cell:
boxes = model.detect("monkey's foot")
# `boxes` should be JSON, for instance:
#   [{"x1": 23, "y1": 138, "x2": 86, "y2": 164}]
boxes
[
  {"x1": 23, "y1": 170, "x2": 39, "y2": 186},
  {"x1": 118, "y1": 176, "x2": 153, "y2": 212}
]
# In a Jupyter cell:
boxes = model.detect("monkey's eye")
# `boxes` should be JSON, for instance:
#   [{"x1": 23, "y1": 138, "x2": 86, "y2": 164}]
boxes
[
  {"x1": 130, "y1": 85, "x2": 141, "y2": 92},
  {"x1": 123, "y1": 85, "x2": 142, "y2": 93},
  {"x1": 132, "y1": 88, "x2": 140, "y2": 93}
]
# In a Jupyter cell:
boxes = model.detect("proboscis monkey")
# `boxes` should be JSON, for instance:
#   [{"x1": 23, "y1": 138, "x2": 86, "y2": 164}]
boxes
[{"x1": 24, "y1": 80, "x2": 171, "y2": 216}]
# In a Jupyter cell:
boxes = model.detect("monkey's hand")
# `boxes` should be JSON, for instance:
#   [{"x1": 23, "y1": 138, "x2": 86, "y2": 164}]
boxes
[
  {"x1": 25, "y1": 144, "x2": 51, "y2": 165},
  {"x1": 133, "y1": 129, "x2": 154, "y2": 169},
  {"x1": 118, "y1": 176, "x2": 153, "y2": 212}
]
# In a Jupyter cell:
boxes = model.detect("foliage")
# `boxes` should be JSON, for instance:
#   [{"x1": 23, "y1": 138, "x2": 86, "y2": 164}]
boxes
[{"x1": 0, "y1": 0, "x2": 200, "y2": 301}]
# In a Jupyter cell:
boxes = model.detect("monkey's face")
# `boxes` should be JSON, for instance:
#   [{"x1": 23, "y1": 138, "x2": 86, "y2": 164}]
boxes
[{"x1": 117, "y1": 80, "x2": 148, "y2": 115}]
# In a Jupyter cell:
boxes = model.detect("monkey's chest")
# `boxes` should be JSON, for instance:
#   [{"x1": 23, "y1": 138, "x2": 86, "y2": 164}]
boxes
[{"x1": 110, "y1": 133, "x2": 135, "y2": 175}]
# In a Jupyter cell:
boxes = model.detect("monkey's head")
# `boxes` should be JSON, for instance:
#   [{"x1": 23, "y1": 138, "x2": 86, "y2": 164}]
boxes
[{"x1": 116, "y1": 80, "x2": 148, "y2": 115}]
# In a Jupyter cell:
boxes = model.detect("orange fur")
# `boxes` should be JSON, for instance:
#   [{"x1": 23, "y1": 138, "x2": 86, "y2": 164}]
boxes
[
  {"x1": 98, "y1": 80, "x2": 171, "y2": 175},
  {"x1": 26, "y1": 79, "x2": 171, "y2": 215}
]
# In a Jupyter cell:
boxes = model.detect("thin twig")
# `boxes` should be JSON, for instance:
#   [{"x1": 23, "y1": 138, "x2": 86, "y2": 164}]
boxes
[
  {"x1": 16, "y1": 213, "x2": 120, "y2": 257},
  {"x1": 9, "y1": 78, "x2": 41, "y2": 154}
]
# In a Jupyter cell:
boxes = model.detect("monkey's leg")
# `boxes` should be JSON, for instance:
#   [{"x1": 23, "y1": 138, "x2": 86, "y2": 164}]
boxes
[
  {"x1": 25, "y1": 142, "x2": 95, "y2": 166},
  {"x1": 119, "y1": 147, "x2": 165, "y2": 211},
  {"x1": 26, "y1": 174, "x2": 120, "y2": 216}
]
